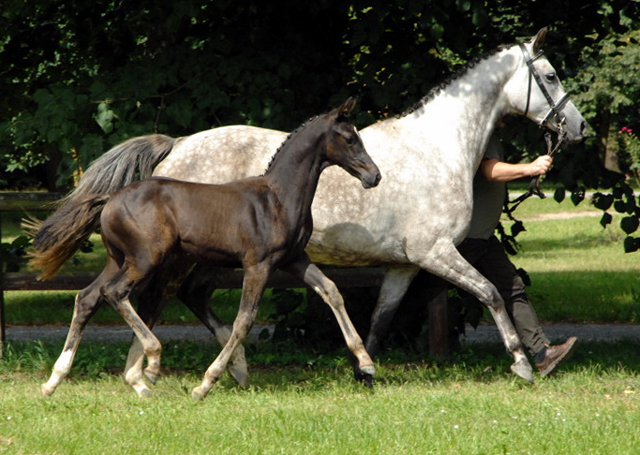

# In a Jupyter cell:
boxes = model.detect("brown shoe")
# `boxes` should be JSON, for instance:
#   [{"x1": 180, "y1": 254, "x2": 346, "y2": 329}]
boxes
[{"x1": 535, "y1": 337, "x2": 577, "y2": 377}]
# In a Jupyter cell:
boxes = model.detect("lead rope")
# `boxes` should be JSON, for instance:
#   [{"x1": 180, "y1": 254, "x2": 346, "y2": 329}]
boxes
[{"x1": 499, "y1": 124, "x2": 567, "y2": 255}]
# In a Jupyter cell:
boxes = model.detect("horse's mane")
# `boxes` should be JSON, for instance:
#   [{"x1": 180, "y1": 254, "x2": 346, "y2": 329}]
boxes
[
  {"x1": 400, "y1": 44, "x2": 512, "y2": 117},
  {"x1": 263, "y1": 115, "x2": 319, "y2": 174}
]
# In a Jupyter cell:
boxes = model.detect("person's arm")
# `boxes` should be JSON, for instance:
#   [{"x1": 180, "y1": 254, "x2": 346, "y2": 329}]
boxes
[{"x1": 481, "y1": 155, "x2": 553, "y2": 183}]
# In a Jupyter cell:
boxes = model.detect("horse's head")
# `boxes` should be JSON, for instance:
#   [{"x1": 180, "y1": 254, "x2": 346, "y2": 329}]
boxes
[
  {"x1": 508, "y1": 28, "x2": 588, "y2": 143},
  {"x1": 324, "y1": 98, "x2": 381, "y2": 189}
]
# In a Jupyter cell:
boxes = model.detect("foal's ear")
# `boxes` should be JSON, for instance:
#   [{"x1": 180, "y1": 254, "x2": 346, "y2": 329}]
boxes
[
  {"x1": 334, "y1": 97, "x2": 357, "y2": 118},
  {"x1": 531, "y1": 27, "x2": 548, "y2": 53}
]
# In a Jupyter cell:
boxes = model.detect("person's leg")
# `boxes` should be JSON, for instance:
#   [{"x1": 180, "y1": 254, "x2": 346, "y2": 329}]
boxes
[
  {"x1": 459, "y1": 237, "x2": 576, "y2": 375},
  {"x1": 467, "y1": 236, "x2": 549, "y2": 354}
]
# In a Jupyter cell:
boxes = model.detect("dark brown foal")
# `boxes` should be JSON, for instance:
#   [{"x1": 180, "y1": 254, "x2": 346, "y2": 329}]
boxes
[{"x1": 36, "y1": 98, "x2": 381, "y2": 398}]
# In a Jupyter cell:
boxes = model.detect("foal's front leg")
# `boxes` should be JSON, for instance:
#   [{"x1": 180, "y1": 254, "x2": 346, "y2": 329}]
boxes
[
  {"x1": 191, "y1": 264, "x2": 270, "y2": 400},
  {"x1": 283, "y1": 253, "x2": 376, "y2": 385}
]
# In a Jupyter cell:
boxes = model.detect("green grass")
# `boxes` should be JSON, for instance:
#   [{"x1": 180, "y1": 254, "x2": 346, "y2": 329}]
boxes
[
  {"x1": 1, "y1": 340, "x2": 639, "y2": 454},
  {"x1": 506, "y1": 195, "x2": 640, "y2": 323},
  {"x1": 2, "y1": 198, "x2": 640, "y2": 454}
]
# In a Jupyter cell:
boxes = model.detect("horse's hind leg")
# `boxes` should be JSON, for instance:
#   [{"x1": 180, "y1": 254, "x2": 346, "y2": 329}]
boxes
[
  {"x1": 42, "y1": 270, "x2": 111, "y2": 395},
  {"x1": 192, "y1": 264, "x2": 270, "y2": 400},
  {"x1": 178, "y1": 265, "x2": 249, "y2": 388},
  {"x1": 366, "y1": 266, "x2": 420, "y2": 357},
  {"x1": 283, "y1": 254, "x2": 376, "y2": 385},
  {"x1": 407, "y1": 241, "x2": 533, "y2": 383}
]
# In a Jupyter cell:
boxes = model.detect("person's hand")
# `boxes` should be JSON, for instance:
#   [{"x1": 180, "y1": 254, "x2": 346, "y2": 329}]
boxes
[{"x1": 528, "y1": 155, "x2": 553, "y2": 176}]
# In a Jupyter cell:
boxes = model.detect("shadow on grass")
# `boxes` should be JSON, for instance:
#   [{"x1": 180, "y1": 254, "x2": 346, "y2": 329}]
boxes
[{"x1": 2, "y1": 339, "x2": 637, "y2": 391}]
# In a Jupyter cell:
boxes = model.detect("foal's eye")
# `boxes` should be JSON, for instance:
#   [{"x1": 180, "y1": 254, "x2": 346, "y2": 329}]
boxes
[
  {"x1": 345, "y1": 135, "x2": 357, "y2": 145},
  {"x1": 545, "y1": 73, "x2": 556, "y2": 83}
]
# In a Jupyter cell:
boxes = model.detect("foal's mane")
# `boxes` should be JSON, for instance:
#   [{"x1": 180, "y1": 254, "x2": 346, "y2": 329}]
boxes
[
  {"x1": 263, "y1": 115, "x2": 320, "y2": 174},
  {"x1": 400, "y1": 44, "x2": 512, "y2": 117}
]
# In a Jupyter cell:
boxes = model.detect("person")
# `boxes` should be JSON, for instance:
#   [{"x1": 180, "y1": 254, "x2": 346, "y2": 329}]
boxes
[{"x1": 457, "y1": 133, "x2": 577, "y2": 376}]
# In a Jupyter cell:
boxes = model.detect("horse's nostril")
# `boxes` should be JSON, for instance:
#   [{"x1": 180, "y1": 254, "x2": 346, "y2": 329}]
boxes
[{"x1": 580, "y1": 121, "x2": 588, "y2": 135}]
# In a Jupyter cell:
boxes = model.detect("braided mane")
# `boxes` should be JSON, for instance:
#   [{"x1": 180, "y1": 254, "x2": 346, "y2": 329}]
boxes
[
  {"x1": 263, "y1": 115, "x2": 319, "y2": 174},
  {"x1": 400, "y1": 45, "x2": 512, "y2": 117}
]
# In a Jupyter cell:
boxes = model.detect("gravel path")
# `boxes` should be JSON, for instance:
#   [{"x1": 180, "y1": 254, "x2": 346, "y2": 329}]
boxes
[{"x1": 4, "y1": 323, "x2": 640, "y2": 344}]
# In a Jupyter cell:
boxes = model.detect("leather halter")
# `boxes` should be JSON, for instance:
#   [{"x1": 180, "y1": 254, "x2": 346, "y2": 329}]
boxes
[{"x1": 519, "y1": 43, "x2": 570, "y2": 127}]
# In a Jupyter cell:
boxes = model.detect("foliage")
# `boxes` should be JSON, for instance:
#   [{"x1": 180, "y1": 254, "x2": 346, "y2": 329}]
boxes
[{"x1": 4, "y1": 0, "x2": 637, "y2": 191}]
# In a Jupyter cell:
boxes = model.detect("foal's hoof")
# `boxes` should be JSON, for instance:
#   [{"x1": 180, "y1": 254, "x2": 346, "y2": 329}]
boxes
[
  {"x1": 354, "y1": 363, "x2": 376, "y2": 388},
  {"x1": 228, "y1": 364, "x2": 249, "y2": 389},
  {"x1": 362, "y1": 374, "x2": 375, "y2": 389},
  {"x1": 144, "y1": 368, "x2": 160, "y2": 385},
  {"x1": 510, "y1": 359, "x2": 534, "y2": 383},
  {"x1": 137, "y1": 387, "x2": 153, "y2": 398},
  {"x1": 191, "y1": 386, "x2": 207, "y2": 401},
  {"x1": 41, "y1": 383, "x2": 55, "y2": 396}
]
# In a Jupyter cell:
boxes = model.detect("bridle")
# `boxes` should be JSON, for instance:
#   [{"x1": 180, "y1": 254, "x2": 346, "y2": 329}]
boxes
[
  {"x1": 519, "y1": 43, "x2": 570, "y2": 128},
  {"x1": 508, "y1": 43, "x2": 570, "y2": 204},
  {"x1": 499, "y1": 43, "x2": 575, "y2": 254}
]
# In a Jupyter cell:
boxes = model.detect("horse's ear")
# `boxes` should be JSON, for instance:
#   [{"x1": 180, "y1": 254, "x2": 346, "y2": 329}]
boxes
[
  {"x1": 335, "y1": 97, "x2": 357, "y2": 118},
  {"x1": 531, "y1": 27, "x2": 548, "y2": 53}
]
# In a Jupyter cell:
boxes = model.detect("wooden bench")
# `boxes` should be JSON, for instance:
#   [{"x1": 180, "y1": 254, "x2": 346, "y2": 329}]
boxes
[{"x1": 0, "y1": 193, "x2": 448, "y2": 358}]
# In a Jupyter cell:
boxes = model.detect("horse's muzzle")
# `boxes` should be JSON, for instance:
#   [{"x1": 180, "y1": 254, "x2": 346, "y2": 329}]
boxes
[{"x1": 361, "y1": 170, "x2": 382, "y2": 189}]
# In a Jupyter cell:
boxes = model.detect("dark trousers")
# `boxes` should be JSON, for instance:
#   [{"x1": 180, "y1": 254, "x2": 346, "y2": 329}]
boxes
[{"x1": 457, "y1": 235, "x2": 549, "y2": 358}]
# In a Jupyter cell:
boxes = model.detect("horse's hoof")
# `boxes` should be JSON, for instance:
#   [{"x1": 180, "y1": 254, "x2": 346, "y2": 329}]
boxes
[
  {"x1": 191, "y1": 387, "x2": 207, "y2": 401},
  {"x1": 511, "y1": 359, "x2": 534, "y2": 383},
  {"x1": 137, "y1": 387, "x2": 153, "y2": 398},
  {"x1": 359, "y1": 363, "x2": 376, "y2": 377},
  {"x1": 362, "y1": 374, "x2": 375, "y2": 389},
  {"x1": 41, "y1": 383, "x2": 55, "y2": 396},
  {"x1": 144, "y1": 368, "x2": 160, "y2": 385},
  {"x1": 228, "y1": 364, "x2": 249, "y2": 389}
]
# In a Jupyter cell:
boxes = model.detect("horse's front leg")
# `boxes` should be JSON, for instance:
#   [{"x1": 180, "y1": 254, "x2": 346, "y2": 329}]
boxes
[
  {"x1": 282, "y1": 253, "x2": 376, "y2": 385},
  {"x1": 191, "y1": 264, "x2": 270, "y2": 400},
  {"x1": 407, "y1": 240, "x2": 533, "y2": 383}
]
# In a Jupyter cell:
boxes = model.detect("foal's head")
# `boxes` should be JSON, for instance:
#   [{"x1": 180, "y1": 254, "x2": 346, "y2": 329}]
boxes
[{"x1": 323, "y1": 98, "x2": 381, "y2": 189}]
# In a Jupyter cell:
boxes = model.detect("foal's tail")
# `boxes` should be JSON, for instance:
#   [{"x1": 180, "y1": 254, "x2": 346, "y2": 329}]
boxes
[
  {"x1": 25, "y1": 194, "x2": 111, "y2": 281},
  {"x1": 24, "y1": 134, "x2": 174, "y2": 280}
]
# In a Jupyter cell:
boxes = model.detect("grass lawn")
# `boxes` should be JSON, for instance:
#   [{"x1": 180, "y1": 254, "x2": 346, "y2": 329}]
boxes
[
  {"x1": 1, "y1": 193, "x2": 640, "y2": 454},
  {"x1": 1, "y1": 339, "x2": 639, "y2": 455}
]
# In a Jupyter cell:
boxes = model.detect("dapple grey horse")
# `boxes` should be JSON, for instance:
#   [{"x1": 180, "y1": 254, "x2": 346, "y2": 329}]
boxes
[{"x1": 36, "y1": 29, "x2": 587, "y2": 387}]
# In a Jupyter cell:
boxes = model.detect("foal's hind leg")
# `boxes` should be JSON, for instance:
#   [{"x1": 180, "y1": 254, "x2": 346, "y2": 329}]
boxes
[
  {"x1": 42, "y1": 267, "x2": 113, "y2": 396},
  {"x1": 178, "y1": 265, "x2": 249, "y2": 388},
  {"x1": 100, "y1": 268, "x2": 163, "y2": 397},
  {"x1": 283, "y1": 254, "x2": 376, "y2": 385},
  {"x1": 191, "y1": 264, "x2": 270, "y2": 400}
]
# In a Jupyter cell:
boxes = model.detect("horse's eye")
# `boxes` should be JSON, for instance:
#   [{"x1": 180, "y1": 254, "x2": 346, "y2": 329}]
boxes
[
  {"x1": 545, "y1": 73, "x2": 556, "y2": 83},
  {"x1": 345, "y1": 135, "x2": 357, "y2": 145}
]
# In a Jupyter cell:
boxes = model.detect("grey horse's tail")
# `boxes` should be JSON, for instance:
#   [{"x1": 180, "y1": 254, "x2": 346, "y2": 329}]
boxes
[
  {"x1": 63, "y1": 134, "x2": 176, "y2": 203},
  {"x1": 24, "y1": 134, "x2": 175, "y2": 279}
]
